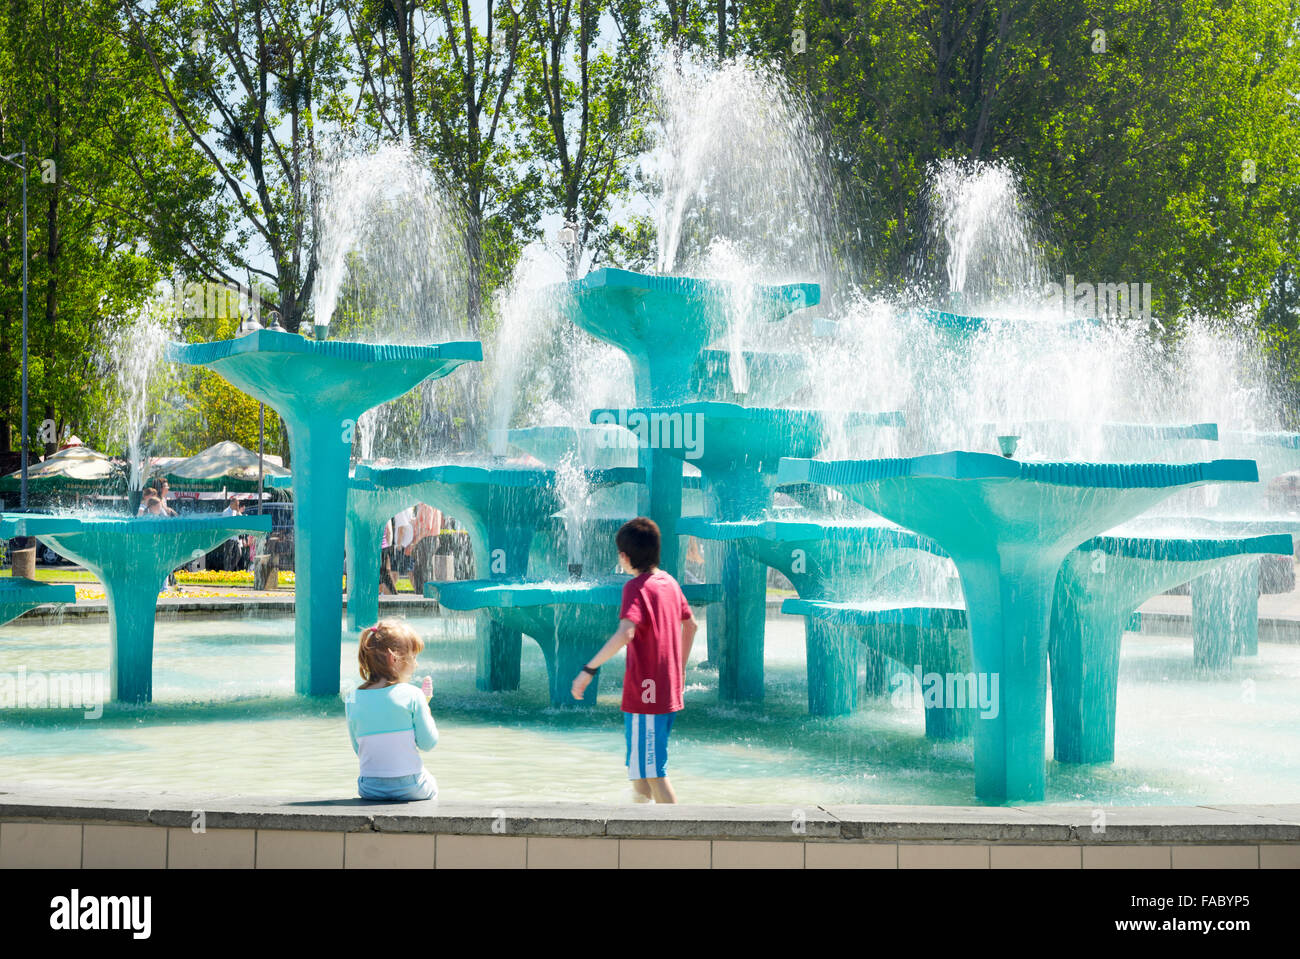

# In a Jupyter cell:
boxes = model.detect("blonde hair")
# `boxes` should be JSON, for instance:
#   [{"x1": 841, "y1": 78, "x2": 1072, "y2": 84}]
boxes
[{"x1": 358, "y1": 619, "x2": 424, "y2": 685}]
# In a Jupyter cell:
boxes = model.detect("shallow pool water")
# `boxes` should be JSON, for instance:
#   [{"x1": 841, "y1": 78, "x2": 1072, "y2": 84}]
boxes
[{"x1": 1, "y1": 609, "x2": 1298, "y2": 806}]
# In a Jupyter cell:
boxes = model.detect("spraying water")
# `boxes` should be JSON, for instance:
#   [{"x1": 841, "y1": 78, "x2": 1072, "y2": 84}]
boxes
[
  {"x1": 553, "y1": 452, "x2": 592, "y2": 570},
  {"x1": 312, "y1": 142, "x2": 480, "y2": 459},
  {"x1": 312, "y1": 142, "x2": 466, "y2": 342},
  {"x1": 645, "y1": 49, "x2": 849, "y2": 297},
  {"x1": 103, "y1": 303, "x2": 179, "y2": 494},
  {"x1": 920, "y1": 158, "x2": 1050, "y2": 313}
]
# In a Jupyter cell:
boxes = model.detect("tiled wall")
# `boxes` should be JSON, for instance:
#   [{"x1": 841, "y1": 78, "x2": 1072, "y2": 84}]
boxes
[{"x1": 2, "y1": 821, "x2": 1297, "y2": 868}]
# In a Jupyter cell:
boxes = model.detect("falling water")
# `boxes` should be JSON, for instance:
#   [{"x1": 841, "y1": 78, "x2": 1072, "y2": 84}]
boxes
[{"x1": 486, "y1": 242, "x2": 631, "y2": 444}]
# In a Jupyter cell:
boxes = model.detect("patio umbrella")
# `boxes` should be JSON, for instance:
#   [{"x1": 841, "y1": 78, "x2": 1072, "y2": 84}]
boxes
[
  {"x1": 164, "y1": 440, "x2": 289, "y2": 492},
  {"x1": 0, "y1": 444, "x2": 124, "y2": 493}
]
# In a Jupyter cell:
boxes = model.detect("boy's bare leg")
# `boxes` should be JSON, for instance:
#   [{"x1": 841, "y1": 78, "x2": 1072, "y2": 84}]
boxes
[
  {"x1": 631, "y1": 778, "x2": 654, "y2": 801},
  {"x1": 647, "y1": 777, "x2": 677, "y2": 804}
]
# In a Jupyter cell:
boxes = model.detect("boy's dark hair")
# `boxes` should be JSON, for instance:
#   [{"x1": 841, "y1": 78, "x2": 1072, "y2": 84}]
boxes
[{"x1": 616, "y1": 517, "x2": 661, "y2": 572}]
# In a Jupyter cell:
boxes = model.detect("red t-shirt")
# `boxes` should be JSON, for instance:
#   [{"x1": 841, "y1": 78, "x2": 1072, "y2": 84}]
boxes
[{"x1": 619, "y1": 569, "x2": 693, "y2": 714}]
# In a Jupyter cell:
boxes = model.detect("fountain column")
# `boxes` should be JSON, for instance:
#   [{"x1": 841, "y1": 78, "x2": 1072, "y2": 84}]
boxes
[
  {"x1": 561, "y1": 268, "x2": 819, "y2": 580},
  {"x1": 169, "y1": 330, "x2": 481, "y2": 696}
]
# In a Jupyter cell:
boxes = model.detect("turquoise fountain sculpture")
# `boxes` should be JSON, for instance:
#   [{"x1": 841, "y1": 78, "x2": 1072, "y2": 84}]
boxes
[
  {"x1": 780, "y1": 599, "x2": 976, "y2": 738},
  {"x1": 351, "y1": 462, "x2": 642, "y2": 691},
  {"x1": 499, "y1": 425, "x2": 706, "y2": 519},
  {"x1": 1184, "y1": 431, "x2": 1300, "y2": 667},
  {"x1": 427, "y1": 578, "x2": 721, "y2": 705},
  {"x1": 168, "y1": 329, "x2": 481, "y2": 696},
  {"x1": 679, "y1": 515, "x2": 945, "y2": 715},
  {"x1": 777, "y1": 451, "x2": 1259, "y2": 801},
  {"x1": 13, "y1": 513, "x2": 271, "y2": 702},
  {"x1": 0, "y1": 516, "x2": 77, "y2": 623},
  {"x1": 343, "y1": 475, "x2": 426, "y2": 633},
  {"x1": 562, "y1": 268, "x2": 819, "y2": 576},
  {"x1": 1049, "y1": 522, "x2": 1293, "y2": 764},
  {"x1": 594, "y1": 402, "x2": 904, "y2": 703}
]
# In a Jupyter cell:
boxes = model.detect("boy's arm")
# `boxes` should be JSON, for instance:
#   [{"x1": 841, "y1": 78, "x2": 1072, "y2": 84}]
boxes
[
  {"x1": 570, "y1": 619, "x2": 636, "y2": 699},
  {"x1": 586, "y1": 619, "x2": 637, "y2": 670}
]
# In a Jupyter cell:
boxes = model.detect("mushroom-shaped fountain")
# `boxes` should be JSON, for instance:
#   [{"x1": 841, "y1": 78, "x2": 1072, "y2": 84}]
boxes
[
  {"x1": 777, "y1": 451, "x2": 1259, "y2": 801},
  {"x1": 1049, "y1": 521, "x2": 1294, "y2": 764},
  {"x1": 10, "y1": 513, "x2": 271, "y2": 702},
  {"x1": 168, "y1": 328, "x2": 481, "y2": 695}
]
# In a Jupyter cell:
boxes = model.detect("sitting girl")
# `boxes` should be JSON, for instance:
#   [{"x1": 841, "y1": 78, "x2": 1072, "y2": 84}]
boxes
[{"x1": 344, "y1": 619, "x2": 438, "y2": 801}]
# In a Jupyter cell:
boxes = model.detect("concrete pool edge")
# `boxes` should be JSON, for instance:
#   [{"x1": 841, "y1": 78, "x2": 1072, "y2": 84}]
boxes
[{"x1": 2, "y1": 786, "x2": 1298, "y2": 867}]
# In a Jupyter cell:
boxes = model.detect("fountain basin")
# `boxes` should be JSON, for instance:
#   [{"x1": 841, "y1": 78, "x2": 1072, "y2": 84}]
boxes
[
  {"x1": 562, "y1": 268, "x2": 818, "y2": 406},
  {"x1": 921, "y1": 309, "x2": 1099, "y2": 337},
  {"x1": 13, "y1": 513, "x2": 271, "y2": 702},
  {"x1": 981, "y1": 420, "x2": 1219, "y2": 462},
  {"x1": 682, "y1": 514, "x2": 947, "y2": 715},
  {"x1": 168, "y1": 329, "x2": 482, "y2": 696},
  {"x1": 426, "y1": 578, "x2": 721, "y2": 706},
  {"x1": 776, "y1": 451, "x2": 1259, "y2": 801},
  {"x1": 593, "y1": 402, "x2": 904, "y2": 520},
  {"x1": 0, "y1": 517, "x2": 78, "y2": 625}
]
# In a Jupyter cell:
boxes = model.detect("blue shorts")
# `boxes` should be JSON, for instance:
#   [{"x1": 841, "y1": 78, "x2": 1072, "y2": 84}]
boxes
[
  {"x1": 358, "y1": 769, "x2": 437, "y2": 801},
  {"x1": 625, "y1": 712, "x2": 675, "y2": 779}
]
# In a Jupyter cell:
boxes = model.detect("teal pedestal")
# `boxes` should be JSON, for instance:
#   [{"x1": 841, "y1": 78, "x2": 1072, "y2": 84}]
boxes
[
  {"x1": 0, "y1": 515, "x2": 78, "y2": 622},
  {"x1": 782, "y1": 600, "x2": 975, "y2": 739},
  {"x1": 169, "y1": 330, "x2": 481, "y2": 697},
  {"x1": 681, "y1": 515, "x2": 945, "y2": 715},
  {"x1": 428, "y1": 579, "x2": 721, "y2": 706},
  {"x1": 1050, "y1": 527, "x2": 1292, "y2": 764},
  {"x1": 344, "y1": 478, "x2": 425, "y2": 632},
  {"x1": 357, "y1": 463, "x2": 641, "y2": 692},
  {"x1": 0, "y1": 576, "x2": 76, "y2": 625},
  {"x1": 22, "y1": 514, "x2": 271, "y2": 702},
  {"x1": 778, "y1": 452, "x2": 1258, "y2": 801}
]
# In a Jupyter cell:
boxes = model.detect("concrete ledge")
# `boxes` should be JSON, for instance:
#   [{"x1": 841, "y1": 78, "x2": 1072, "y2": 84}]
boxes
[{"x1": 2, "y1": 785, "x2": 1299, "y2": 849}]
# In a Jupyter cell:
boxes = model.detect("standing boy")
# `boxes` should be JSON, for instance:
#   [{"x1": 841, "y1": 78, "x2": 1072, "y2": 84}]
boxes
[{"x1": 571, "y1": 517, "x2": 698, "y2": 803}]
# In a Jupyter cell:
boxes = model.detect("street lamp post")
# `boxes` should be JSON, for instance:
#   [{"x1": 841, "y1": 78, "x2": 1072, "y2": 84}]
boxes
[{"x1": 1, "y1": 140, "x2": 29, "y2": 508}]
